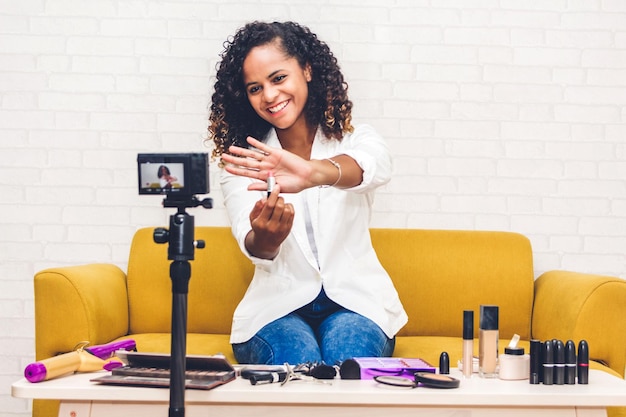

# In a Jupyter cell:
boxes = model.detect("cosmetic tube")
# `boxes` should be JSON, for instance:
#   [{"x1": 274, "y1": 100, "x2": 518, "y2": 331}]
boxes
[
  {"x1": 554, "y1": 340, "x2": 565, "y2": 385},
  {"x1": 529, "y1": 339, "x2": 542, "y2": 384},
  {"x1": 462, "y1": 310, "x2": 474, "y2": 378},
  {"x1": 564, "y1": 340, "x2": 576, "y2": 385},
  {"x1": 542, "y1": 340, "x2": 554, "y2": 385},
  {"x1": 577, "y1": 340, "x2": 589, "y2": 384},
  {"x1": 267, "y1": 171, "x2": 275, "y2": 197},
  {"x1": 479, "y1": 305, "x2": 499, "y2": 378},
  {"x1": 439, "y1": 351, "x2": 450, "y2": 374}
]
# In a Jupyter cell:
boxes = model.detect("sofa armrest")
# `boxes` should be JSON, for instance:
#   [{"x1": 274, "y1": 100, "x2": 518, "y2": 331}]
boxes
[
  {"x1": 532, "y1": 270, "x2": 626, "y2": 378},
  {"x1": 34, "y1": 264, "x2": 129, "y2": 361}
]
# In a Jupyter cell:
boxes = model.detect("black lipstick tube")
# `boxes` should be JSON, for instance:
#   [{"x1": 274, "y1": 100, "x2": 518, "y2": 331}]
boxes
[
  {"x1": 542, "y1": 340, "x2": 554, "y2": 385},
  {"x1": 577, "y1": 340, "x2": 589, "y2": 384},
  {"x1": 529, "y1": 339, "x2": 541, "y2": 384},
  {"x1": 565, "y1": 340, "x2": 576, "y2": 385},
  {"x1": 554, "y1": 340, "x2": 565, "y2": 385}
]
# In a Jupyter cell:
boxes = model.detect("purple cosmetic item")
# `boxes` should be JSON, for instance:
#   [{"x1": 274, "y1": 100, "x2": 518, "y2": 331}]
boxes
[
  {"x1": 25, "y1": 352, "x2": 83, "y2": 383},
  {"x1": 85, "y1": 339, "x2": 136, "y2": 359},
  {"x1": 24, "y1": 339, "x2": 136, "y2": 383}
]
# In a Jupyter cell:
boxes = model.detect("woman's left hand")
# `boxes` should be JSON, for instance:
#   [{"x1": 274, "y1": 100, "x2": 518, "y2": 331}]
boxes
[{"x1": 221, "y1": 136, "x2": 315, "y2": 193}]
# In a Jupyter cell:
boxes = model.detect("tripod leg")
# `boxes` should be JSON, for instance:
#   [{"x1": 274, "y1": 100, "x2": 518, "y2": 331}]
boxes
[{"x1": 169, "y1": 261, "x2": 190, "y2": 417}]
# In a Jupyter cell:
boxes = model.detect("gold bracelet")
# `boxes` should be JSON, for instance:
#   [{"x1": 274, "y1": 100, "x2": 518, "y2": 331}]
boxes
[{"x1": 320, "y1": 158, "x2": 342, "y2": 188}]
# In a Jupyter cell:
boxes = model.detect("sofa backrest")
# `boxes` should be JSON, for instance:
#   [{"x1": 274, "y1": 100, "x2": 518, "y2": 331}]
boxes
[
  {"x1": 127, "y1": 227, "x2": 253, "y2": 335},
  {"x1": 370, "y1": 228, "x2": 534, "y2": 340},
  {"x1": 127, "y1": 227, "x2": 534, "y2": 340}
]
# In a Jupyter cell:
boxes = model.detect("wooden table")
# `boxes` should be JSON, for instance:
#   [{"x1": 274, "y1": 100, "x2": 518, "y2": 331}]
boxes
[{"x1": 12, "y1": 369, "x2": 626, "y2": 417}]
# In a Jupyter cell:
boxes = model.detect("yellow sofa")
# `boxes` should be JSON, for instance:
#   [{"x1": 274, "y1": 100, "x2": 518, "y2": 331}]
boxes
[{"x1": 33, "y1": 227, "x2": 626, "y2": 417}]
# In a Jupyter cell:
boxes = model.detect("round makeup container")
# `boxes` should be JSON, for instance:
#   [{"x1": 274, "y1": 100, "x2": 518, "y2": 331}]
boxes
[{"x1": 498, "y1": 346, "x2": 530, "y2": 380}]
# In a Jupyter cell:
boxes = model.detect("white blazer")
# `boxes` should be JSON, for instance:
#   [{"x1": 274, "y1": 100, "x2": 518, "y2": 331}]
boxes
[{"x1": 221, "y1": 124, "x2": 408, "y2": 344}]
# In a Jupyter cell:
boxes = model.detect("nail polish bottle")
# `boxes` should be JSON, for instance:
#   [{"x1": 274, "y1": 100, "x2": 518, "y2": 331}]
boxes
[{"x1": 479, "y1": 305, "x2": 499, "y2": 378}]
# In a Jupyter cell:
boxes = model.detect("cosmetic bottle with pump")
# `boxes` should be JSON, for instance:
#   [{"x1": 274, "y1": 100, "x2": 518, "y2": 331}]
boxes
[
  {"x1": 479, "y1": 305, "x2": 499, "y2": 378},
  {"x1": 462, "y1": 310, "x2": 474, "y2": 378}
]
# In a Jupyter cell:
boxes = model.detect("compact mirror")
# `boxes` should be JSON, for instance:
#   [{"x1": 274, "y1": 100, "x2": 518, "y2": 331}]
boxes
[
  {"x1": 414, "y1": 372, "x2": 460, "y2": 389},
  {"x1": 374, "y1": 373, "x2": 461, "y2": 389},
  {"x1": 374, "y1": 375, "x2": 417, "y2": 388}
]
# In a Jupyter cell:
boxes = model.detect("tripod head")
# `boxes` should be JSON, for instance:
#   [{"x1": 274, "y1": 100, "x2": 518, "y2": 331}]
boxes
[
  {"x1": 153, "y1": 195, "x2": 212, "y2": 262},
  {"x1": 162, "y1": 195, "x2": 213, "y2": 211}
]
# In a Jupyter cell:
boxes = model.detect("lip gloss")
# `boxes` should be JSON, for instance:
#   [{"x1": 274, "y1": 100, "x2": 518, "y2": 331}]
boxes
[
  {"x1": 267, "y1": 171, "x2": 275, "y2": 197},
  {"x1": 462, "y1": 310, "x2": 474, "y2": 378}
]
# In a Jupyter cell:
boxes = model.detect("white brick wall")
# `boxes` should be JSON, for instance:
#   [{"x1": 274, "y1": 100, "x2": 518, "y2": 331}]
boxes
[{"x1": 1, "y1": 0, "x2": 625, "y2": 414}]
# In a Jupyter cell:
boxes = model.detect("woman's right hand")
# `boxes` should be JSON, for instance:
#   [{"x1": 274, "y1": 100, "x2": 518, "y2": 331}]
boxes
[{"x1": 244, "y1": 183, "x2": 294, "y2": 260}]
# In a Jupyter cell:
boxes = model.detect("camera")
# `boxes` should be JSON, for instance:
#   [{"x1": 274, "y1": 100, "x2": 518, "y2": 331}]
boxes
[{"x1": 137, "y1": 153, "x2": 209, "y2": 197}]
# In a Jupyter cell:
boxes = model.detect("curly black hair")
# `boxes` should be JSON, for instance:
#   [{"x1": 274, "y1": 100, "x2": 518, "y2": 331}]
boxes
[{"x1": 208, "y1": 21, "x2": 353, "y2": 159}]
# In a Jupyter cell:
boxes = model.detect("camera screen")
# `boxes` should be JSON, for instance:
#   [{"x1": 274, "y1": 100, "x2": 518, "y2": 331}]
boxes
[
  {"x1": 137, "y1": 152, "x2": 209, "y2": 197},
  {"x1": 138, "y1": 162, "x2": 185, "y2": 195}
]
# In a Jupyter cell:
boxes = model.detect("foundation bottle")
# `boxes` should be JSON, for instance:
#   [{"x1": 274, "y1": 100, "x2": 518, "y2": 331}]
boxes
[{"x1": 479, "y1": 305, "x2": 499, "y2": 378}]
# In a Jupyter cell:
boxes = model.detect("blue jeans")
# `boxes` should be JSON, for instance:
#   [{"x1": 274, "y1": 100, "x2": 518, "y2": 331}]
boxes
[{"x1": 232, "y1": 288, "x2": 395, "y2": 365}]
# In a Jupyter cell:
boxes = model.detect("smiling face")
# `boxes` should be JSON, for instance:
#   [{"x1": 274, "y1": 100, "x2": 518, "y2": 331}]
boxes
[{"x1": 242, "y1": 40, "x2": 312, "y2": 134}]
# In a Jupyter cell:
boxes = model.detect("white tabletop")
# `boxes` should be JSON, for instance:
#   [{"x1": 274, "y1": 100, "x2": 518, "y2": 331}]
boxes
[{"x1": 12, "y1": 369, "x2": 626, "y2": 408}]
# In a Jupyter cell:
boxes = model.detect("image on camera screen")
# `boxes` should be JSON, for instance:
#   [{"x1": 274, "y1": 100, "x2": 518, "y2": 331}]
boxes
[{"x1": 139, "y1": 162, "x2": 185, "y2": 195}]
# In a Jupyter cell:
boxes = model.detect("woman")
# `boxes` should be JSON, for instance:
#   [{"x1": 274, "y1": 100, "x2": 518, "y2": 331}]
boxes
[
  {"x1": 208, "y1": 21, "x2": 407, "y2": 366},
  {"x1": 157, "y1": 165, "x2": 177, "y2": 189}
]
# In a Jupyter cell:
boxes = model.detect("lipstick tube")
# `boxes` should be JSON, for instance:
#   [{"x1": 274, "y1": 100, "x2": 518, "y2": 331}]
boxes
[
  {"x1": 577, "y1": 340, "x2": 589, "y2": 384},
  {"x1": 267, "y1": 171, "x2": 275, "y2": 197},
  {"x1": 565, "y1": 340, "x2": 576, "y2": 385},
  {"x1": 542, "y1": 340, "x2": 554, "y2": 385},
  {"x1": 529, "y1": 339, "x2": 542, "y2": 384},
  {"x1": 462, "y1": 310, "x2": 474, "y2": 378},
  {"x1": 554, "y1": 340, "x2": 565, "y2": 385}
]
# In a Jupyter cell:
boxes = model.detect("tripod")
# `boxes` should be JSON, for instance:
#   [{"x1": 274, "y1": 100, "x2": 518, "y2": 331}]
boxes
[{"x1": 154, "y1": 195, "x2": 212, "y2": 417}]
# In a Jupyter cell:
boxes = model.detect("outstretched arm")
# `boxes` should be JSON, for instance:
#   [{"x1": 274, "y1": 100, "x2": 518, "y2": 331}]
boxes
[{"x1": 220, "y1": 136, "x2": 364, "y2": 193}]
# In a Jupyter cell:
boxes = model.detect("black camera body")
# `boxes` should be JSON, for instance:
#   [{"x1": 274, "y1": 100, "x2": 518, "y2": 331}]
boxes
[{"x1": 137, "y1": 153, "x2": 209, "y2": 197}]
